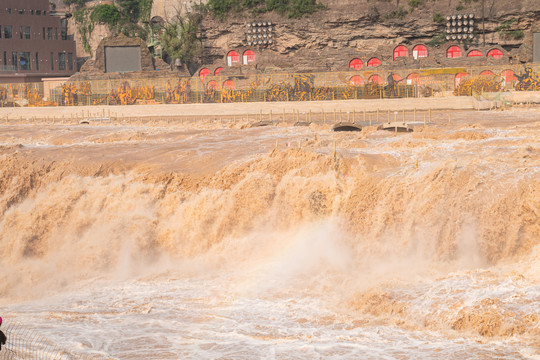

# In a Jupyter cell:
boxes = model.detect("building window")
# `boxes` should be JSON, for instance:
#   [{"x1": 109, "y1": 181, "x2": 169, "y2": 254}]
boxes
[
  {"x1": 42, "y1": 27, "x2": 45, "y2": 40},
  {"x1": 446, "y1": 45, "x2": 463, "y2": 58},
  {"x1": 412, "y1": 45, "x2": 428, "y2": 59},
  {"x1": 68, "y1": 53, "x2": 73, "y2": 70},
  {"x1": 20, "y1": 52, "x2": 30, "y2": 70},
  {"x1": 7, "y1": 8, "x2": 11, "y2": 14},
  {"x1": 25, "y1": 26, "x2": 30, "y2": 40},
  {"x1": 4, "y1": 26, "x2": 12, "y2": 39},
  {"x1": 55, "y1": 28, "x2": 58, "y2": 40},
  {"x1": 47, "y1": 27, "x2": 52, "y2": 40},
  {"x1": 36, "y1": 52, "x2": 39, "y2": 71},
  {"x1": 467, "y1": 50, "x2": 483, "y2": 57},
  {"x1": 226, "y1": 51, "x2": 240, "y2": 66},
  {"x1": 199, "y1": 68, "x2": 210, "y2": 82},
  {"x1": 487, "y1": 49, "x2": 503, "y2": 59},
  {"x1": 367, "y1": 57, "x2": 381, "y2": 67},
  {"x1": 31, "y1": 10, "x2": 34, "y2": 15},
  {"x1": 59, "y1": 53, "x2": 66, "y2": 70},
  {"x1": 243, "y1": 50, "x2": 255, "y2": 64},
  {"x1": 349, "y1": 58, "x2": 363, "y2": 70},
  {"x1": 50, "y1": 52, "x2": 54, "y2": 70},
  {"x1": 393, "y1": 45, "x2": 409, "y2": 60},
  {"x1": 18, "y1": 9, "x2": 24, "y2": 14},
  {"x1": 12, "y1": 52, "x2": 17, "y2": 70},
  {"x1": 36, "y1": 10, "x2": 41, "y2": 15},
  {"x1": 214, "y1": 67, "x2": 223, "y2": 76},
  {"x1": 0, "y1": 26, "x2": 2, "y2": 38},
  {"x1": 61, "y1": 19, "x2": 68, "y2": 40},
  {"x1": 19, "y1": 26, "x2": 23, "y2": 39}
]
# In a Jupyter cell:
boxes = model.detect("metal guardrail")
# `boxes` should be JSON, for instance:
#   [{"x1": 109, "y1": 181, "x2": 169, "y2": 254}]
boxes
[
  {"x1": 0, "y1": 320, "x2": 69, "y2": 360},
  {"x1": 0, "y1": 63, "x2": 538, "y2": 108}
]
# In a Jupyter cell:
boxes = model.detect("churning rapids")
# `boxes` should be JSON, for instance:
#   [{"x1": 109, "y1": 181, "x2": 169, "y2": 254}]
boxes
[{"x1": 0, "y1": 109, "x2": 539, "y2": 359}]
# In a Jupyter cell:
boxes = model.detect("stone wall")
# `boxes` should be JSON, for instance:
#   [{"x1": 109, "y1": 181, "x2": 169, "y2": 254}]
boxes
[{"x1": 196, "y1": 0, "x2": 540, "y2": 75}]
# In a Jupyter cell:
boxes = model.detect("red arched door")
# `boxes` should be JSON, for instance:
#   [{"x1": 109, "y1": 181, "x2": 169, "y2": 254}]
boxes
[
  {"x1": 446, "y1": 46, "x2": 463, "y2": 58},
  {"x1": 223, "y1": 79, "x2": 235, "y2": 89},
  {"x1": 467, "y1": 50, "x2": 483, "y2": 57},
  {"x1": 487, "y1": 49, "x2": 503, "y2": 59},
  {"x1": 199, "y1": 68, "x2": 210, "y2": 82},
  {"x1": 349, "y1": 58, "x2": 363, "y2": 70},
  {"x1": 393, "y1": 45, "x2": 409, "y2": 60},
  {"x1": 368, "y1": 74, "x2": 383, "y2": 84},
  {"x1": 502, "y1": 69, "x2": 516, "y2": 83},
  {"x1": 407, "y1": 73, "x2": 421, "y2": 85},
  {"x1": 349, "y1": 75, "x2": 364, "y2": 86},
  {"x1": 243, "y1": 50, "x2": 255, "y2": 64},
  {"x1": 367, "y1": 57, "x2": 381, "y2": 67},
  {"x1": 455, "y1": 73, "x2": 469, "y2": 88},
  {"x1": 227, "y1": 51, "x2": 240, "y2": 66},
  {"x1": 207, "y1": 80, "x2": 219, "y2": 90},
  {"x1": 412, "y1": 45, "x2": 428, "y2": 59},
  {"x1": 214, "y1": 67, "x2": 223, "y2": 76}
]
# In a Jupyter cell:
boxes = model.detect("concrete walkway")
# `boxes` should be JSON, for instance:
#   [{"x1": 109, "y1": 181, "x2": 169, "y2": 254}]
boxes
[{"x1": 0, "y1": 96, "x2": 474, "y2": 120}]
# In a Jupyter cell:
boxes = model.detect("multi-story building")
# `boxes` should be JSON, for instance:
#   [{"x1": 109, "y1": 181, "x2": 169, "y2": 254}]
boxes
[{"x1": 0, "y1": 0, "x2": 76, "y2": 83}]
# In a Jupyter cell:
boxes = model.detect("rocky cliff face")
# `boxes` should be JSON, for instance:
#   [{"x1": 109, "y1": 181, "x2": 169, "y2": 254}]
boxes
[
  {"x1": 199, "y1": 0, "x2": 540, "y2": 72},
  {"x1": 65, "y1": 0, "x2": 540, "y2": 74}
]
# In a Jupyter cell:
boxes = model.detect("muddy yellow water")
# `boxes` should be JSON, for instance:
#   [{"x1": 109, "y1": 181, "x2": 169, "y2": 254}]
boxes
[{"x1": 0, "y1": 109, "x2": 538, "y2": 359}]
